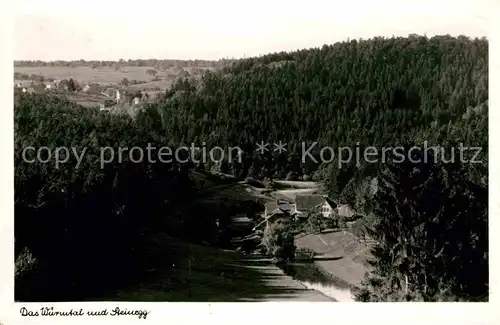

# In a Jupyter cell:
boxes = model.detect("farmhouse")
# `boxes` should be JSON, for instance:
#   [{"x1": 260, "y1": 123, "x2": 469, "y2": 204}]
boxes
[
  {"x1": 99, "y1": 99, "x2": 116, "y2": 111},
  {"x1": 55, "y1": 79, "x2": 70, "y2": 92},
  {"x1": 103, "y1": 87, "x2": 117, "y2": 98},
  {"x1": 253, "y1": 200, "x2": 295, "y2": 231},
  {"x1": 294, "y1": 195, "x2": 337, "y2": 219},
  {"x1": 82, "y1": 83, "x2": 103, "y2": 95},
  {"x1": 253, "y1": 195, "x2": 338, "y2": 232}
]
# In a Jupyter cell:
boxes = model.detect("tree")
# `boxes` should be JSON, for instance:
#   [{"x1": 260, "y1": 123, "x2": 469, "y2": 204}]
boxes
[
  {"x1": 307, "y1": 213, "x2": 325, "y2": 233},
  {"x1": 357, "y1": 146, "x2": 488, "y2": 301},
  {"x1": 68, "y1": 78, "x2": 77, "y2": 92},
  {"x1": 121, "y1": 78, "x2": 129, "y2": 86},
  {"x1": 261, "y1": 219, "x2": 296, "y2": 262}
]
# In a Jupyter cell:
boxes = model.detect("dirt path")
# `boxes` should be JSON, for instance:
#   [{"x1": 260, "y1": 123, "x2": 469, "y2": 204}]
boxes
[
  {"x1": 109, "y1": 245, "x2": 333, "y2": 302},
  {"x1": 235, "y1": 258, "x2": 334, "y2": 302}
]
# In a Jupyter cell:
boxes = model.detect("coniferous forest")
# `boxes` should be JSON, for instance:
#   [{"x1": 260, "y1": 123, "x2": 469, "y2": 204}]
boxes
[{"x1": 14, "y1": 35, "x2": 488, "y2": 302}]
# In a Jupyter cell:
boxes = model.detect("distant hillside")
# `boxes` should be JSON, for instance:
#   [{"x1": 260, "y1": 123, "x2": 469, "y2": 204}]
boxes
[{"x1": 151, "y1": 34, "x2": 487, "y2": 196}]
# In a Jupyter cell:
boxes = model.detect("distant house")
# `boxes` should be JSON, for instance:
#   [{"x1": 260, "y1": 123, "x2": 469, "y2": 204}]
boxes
[
  {"x1": 103, "y1": 88, "x2": 126, "y2": 102},
  {"x1": 100, "y1": 99, "x2": 115, "y2": 111},
  {"x1": 133, "y1": 97, "x2": 140, "y2": 105},
  {"x1": 295, "y1": 195, "x2": 337, "y2": 219},
  {"x1": 83, "y1": 83, "x2": 102, "y2": 94},
  {"x1": 253, "y1": 200, "x2": 294, "y2": 231},
  {"x1": 45, "y1": 84, "x2": 52, "y2": 91},
  {"x1": 103, "y1": 87, "x2": 116, "y2": 98},
  {"x1": 252, "y1": 194, "x2": 343, "y2": 232},
  {"x1": 56, "y1": 79, "x2": 70, "y2": 92}
]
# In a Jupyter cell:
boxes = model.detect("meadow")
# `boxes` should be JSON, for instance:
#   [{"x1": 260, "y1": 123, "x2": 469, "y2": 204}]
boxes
[{"x1": 14, "y1": 65, "x2": 215, "y2": 91}]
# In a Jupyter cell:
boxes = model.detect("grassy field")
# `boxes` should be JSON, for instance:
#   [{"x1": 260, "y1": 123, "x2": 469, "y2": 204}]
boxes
[
  {"x1": 14, "y1": 65, "x2": 216, "y2": 91},
  {"x1": 295, "y1": 230, "x2": 373, "y2": 288}
]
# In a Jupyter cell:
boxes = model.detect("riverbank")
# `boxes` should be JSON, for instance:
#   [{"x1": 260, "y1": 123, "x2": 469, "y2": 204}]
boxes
[{"x1": 279, "y1": 262, "x2": 356, "y2": 301}]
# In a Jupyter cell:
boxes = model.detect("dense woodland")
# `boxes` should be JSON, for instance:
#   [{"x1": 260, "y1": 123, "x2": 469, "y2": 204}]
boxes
[{"x1": 15, "y1": 34, "x2": 488, "y2": 301}]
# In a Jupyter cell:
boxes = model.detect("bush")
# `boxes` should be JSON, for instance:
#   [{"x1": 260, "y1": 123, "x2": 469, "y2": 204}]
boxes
[
  {"x1": 261, "y1": 220, "x2": 295, "y2": 262},
  {"x1": 324, "y1": 217, "x2": 338, "y2": 229},
  {"x1": 15, "y1": 247, "x2": 37, "y2": 278},
  {"x1": 307, "y1": 213, "x2": 326, "y2": 233}
]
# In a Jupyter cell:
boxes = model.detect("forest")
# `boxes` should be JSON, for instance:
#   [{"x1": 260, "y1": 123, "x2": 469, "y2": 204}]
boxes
[{"x1": 14, "y1": 34, "x2": 488, "y2": 301}]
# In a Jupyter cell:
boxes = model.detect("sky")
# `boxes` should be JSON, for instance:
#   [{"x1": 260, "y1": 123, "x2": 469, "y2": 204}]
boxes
[{"x1": 14, "y1": 0, "x2": 494, "y2": 61}]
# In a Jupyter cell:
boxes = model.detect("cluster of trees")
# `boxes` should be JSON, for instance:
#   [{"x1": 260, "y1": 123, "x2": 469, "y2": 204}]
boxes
[
  {"x1": 14, "y1": 72, "x2": 51, "y2": 82},
  {"x1": 155, "y1": 35, "x2": 487, "y2": 190},
  {"x1": 356, "y1": 145, "x2": 487, "y2": 301},
  {"x1": 15, "y1": 34, "x2": 488, "y2": 301},
  {"x1": 14, "y1": 95, "x2": 197, "y2": 301}
]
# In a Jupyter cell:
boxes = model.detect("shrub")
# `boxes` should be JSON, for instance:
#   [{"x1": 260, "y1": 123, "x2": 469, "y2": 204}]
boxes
[
  {"x1": 15, "y1": 247, "x2": 37, "y2": 278},
  {"x1": 307, "y1": 213, "x2": 326, "y2": 233},
  {"x1": 261, "y1": 219, "x2": 295, "y2": 262}
]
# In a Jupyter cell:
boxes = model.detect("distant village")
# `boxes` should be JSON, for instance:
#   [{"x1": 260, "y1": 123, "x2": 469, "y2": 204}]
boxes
[{"x1": 14, "y1": 78, "x2": 155, "y2": 114}]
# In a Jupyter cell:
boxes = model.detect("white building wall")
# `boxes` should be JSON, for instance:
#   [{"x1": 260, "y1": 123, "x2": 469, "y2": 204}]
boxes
[{"x1": 321, "y1": 202, "x2": 333, "y2": 218}]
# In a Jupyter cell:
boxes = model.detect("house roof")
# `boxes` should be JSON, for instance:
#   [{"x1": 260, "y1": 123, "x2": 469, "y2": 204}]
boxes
[
  {"x1": 325, "y1": 197, "x2": 338, "y2": 209},
  {"x1": 252, "y1": 211, "x2": 290, "y2": 230},
  {"x1": 264, "y1": 199, "x2": 295, "y2": 215},
  {"x1": 264, "y1": 201, "x2": 278, "y2": 214},
  {"x1": 295, "y1": 195, "x2": 326, "y2": 211},
  {"x1": 336, "y1": 204, "x2": 356, "y2": 219}
]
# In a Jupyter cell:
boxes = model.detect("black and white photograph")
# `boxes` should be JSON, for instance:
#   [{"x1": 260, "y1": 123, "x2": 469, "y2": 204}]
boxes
[{"x1": 1, "y1": 0, "x2": 498, "y2": 323}]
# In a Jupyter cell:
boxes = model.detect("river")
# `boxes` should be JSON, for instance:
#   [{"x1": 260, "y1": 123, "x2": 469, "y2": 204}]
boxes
[{"x1": 279, "y1": 262, "x2": 356, "y2": 302}]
